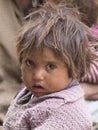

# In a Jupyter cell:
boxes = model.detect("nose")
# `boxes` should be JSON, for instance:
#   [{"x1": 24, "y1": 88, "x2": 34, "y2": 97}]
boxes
[{"x1": 32, "y1": 69, "x2": 44, "y2": 81}]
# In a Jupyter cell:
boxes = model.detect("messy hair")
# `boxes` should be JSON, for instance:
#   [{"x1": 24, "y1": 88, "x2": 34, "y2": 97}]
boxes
[
  {"x1": 64, "y1": 0, "x2": 98, "y2": 27},
  {"x1": 17, "y1": 3, "x2": 96, "y2": 79},
  {"x1": 32, "y1": 0, "x2": 98, "y2": 27}
]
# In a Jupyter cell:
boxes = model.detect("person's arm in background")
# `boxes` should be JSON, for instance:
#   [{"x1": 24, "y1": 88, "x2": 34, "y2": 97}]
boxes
[
  {"x1": 80, "y1": 58, "x2": 98, "y2": 100},
  {"x1": 80, "y1": 82, "x2": 98, "y2": 100}
]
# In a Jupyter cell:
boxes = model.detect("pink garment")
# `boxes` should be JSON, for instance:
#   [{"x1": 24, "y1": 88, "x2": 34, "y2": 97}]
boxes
[
  {"x1": 80, "y1": 25, "x2": 98, "y2": 83},
  {"x1": 80, "y1": 60, "x2": 98, "y2": 83},
  {"x1": 90, "y1": 25, "x2": 98, "y2": 38},
  {"x1": 3, "y1": 81, "x2": 92, "y2": 130}
]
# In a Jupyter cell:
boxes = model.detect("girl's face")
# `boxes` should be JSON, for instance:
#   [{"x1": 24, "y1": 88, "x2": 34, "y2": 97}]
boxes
[{"x1": 21, "y1": 48, "x2": 72, "y2": 97}]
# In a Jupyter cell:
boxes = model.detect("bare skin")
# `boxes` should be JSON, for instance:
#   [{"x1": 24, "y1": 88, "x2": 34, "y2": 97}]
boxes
[
  {"x1": 21, "y1": 48, "x2": 72, "y2": 97},
  {"x1": 80, "y1": 82, "x2": 98, "y2": 100}
]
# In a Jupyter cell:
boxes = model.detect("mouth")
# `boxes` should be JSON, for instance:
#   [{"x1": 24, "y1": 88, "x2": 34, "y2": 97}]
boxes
[{"x1": 32, "y1": 85, "x2": 44, "y2": 92}]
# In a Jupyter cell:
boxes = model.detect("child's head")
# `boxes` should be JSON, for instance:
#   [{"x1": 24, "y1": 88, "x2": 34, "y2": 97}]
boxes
[{"x1": 17, "y1": 4, "x2": 95, "y2": 97}]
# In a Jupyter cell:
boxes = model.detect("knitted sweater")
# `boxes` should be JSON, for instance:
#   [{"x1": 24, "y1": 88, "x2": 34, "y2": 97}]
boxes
[{"x1": 3, "y1": 81, "x2": 92, "y2": 130}]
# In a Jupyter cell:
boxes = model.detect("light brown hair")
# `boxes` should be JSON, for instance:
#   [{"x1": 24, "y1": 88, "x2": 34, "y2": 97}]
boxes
[
  {"x1": 32, "y1": 0, "x2": 98, "y2": 27},
  {"x1": 17, "y1": 4, "x2": 96, "y2": 79},
  {"x1": 64, "y1": 0, "x2": 98, "y2": 27}
]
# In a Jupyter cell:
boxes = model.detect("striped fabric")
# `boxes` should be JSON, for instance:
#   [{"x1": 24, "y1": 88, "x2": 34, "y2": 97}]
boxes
[
  {"x1": 80, "y1": 25, "x2": 98, "y2": 83},
  {"x1": 80, "y1": 60, "x2": 98, "y2": 83}
]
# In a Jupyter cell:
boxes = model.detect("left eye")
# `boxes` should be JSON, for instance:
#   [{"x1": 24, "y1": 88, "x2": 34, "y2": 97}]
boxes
[
  {"x1": 46, "y1": 64, "x2": 56, "y2": 70},
  {"x1": 26, "y1": 60, "x2": 34, "y2": 67}
]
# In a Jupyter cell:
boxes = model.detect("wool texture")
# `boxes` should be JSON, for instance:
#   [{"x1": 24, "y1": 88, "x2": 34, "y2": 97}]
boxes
[{"x1": 3, "y1": 81, "x2": 92, "y2": 130}]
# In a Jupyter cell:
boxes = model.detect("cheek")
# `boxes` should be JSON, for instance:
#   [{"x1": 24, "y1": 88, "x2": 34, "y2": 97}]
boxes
[
  {"x1": 48, "y1": 77, "x2": 62, "y2": 87},
  {"x1": 21, "y1": 67, "x2": 26, "y2": 78},
  {"x1": 21, "y1": 71, "x2": 27, "y2": 84},
  {"x1": 22, "y1": 72, "x2": 31, "y2": 88},
  {"x1": 21, "y1": 65, "x2": 30, "y2": 76},
  {"x1": 53, "y1": 70, "x2": 71, "y2": 86},
  {"x1": 21, "y1": 67, "x2": 30, "y2": 83}
]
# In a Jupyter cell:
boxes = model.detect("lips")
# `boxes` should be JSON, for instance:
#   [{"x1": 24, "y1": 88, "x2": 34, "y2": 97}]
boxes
[{"x1": 32, "y1": 85, "x2": 44, "y2": 92}]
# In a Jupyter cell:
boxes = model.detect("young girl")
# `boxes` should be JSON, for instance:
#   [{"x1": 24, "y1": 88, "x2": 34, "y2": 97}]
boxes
[
  {"x1": 42, "y1": 0, "x2": 98, "y2": 124},
  {"x1": 3, "y1": 4, "x2": 96, "y2": 130},
  {"x1": 62, "y1": 0, "x2": 98, "y2": 123}
]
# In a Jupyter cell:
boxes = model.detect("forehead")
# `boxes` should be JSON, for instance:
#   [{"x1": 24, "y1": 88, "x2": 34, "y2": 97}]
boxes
[
  {"x1": 27, "y1": 47, "x2": 56, "y2": 59},
  {"x1": 25, "y1": 47, "x2": 63, "y2": 63}
]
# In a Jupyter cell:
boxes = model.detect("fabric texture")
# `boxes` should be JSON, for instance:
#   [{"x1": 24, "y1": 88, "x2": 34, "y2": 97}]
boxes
[
  {"x1": 80, "y1": 25, "x2": 98, "y2": 122},
  {"x1": 80, "y1": 25, "x2": 98, "y2": 83},
  {"x1": 3, "y1": 81, "x2": 92, "y2": 130}
]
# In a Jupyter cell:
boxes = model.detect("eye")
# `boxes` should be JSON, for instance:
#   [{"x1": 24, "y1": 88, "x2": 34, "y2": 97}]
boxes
[
  {"x1": 46, "y1": 63, "x2": 56, "y2": 71},
  {"x1": 25, "y1": 59, "x2": 34, "y2": 67}
]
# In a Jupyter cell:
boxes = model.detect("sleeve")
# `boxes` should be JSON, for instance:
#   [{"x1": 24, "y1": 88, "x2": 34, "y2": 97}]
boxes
[
  {"x1": 32, "y1": 104, "x2": 92, "y2": 130},
  {"x1": 80, "y1": 60, "x2": 98, "y2": 83},
  {"x1": 8, "y1": 99, "x2": 91, "y2": 130}
]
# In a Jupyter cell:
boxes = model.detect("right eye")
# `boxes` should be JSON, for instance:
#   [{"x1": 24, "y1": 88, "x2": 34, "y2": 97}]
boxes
[
  {"x1": 46, "y1": 63, "x2": 57, "y2": 71},
  {"x1": 25, "y1": 60, "x2": 34, "y2": 67}
]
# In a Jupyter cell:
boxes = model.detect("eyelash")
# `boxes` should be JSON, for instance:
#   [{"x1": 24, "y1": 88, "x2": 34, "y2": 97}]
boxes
[
  {"x1": 46, "y1": 64, "x2": 56, "y2": 70},
  {"x1": 25, "y1": 60, "x2": 57, "y2": 70},
  {"x1": 25, "y1": 60, "x2": 34, "y2": 67}
]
